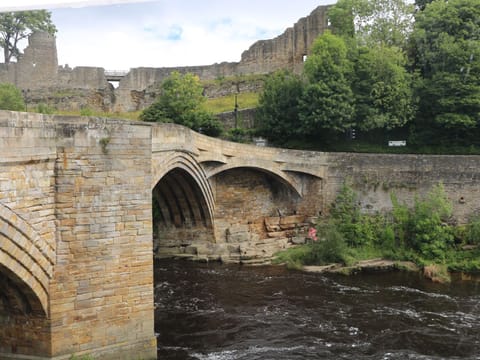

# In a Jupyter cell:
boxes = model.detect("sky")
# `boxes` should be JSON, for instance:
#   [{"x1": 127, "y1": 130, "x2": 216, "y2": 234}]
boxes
[{"x1": 0, "y1": 0, "x2": 335, "y2": 70}]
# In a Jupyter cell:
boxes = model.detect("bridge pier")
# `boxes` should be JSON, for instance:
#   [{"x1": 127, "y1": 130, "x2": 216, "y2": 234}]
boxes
[{"x1": 0, "y1": 112, "x2": 156, "y2": 359}]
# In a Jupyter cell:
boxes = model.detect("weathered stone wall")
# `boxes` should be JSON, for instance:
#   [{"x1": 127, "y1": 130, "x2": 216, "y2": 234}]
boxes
[
  {"x1": 324, "y1": 153, "x2": 480, "y2": 223},
  {"x1": 238, "y1": 5, "x2": 330, "y2": 74},
  {"x1": 215, "y1": 108, "x2": 257, "y2": 130},
  {"x1": 203, "y1": 77, "x2": 266, "y2": 99},
  {"x1": 0, "y1": 111, "x2": 156, "y2": 359},
  {"x1": 50, "y1": 117, "x2": 155, "y2": 359},
  {"x1": 0, "y1": 32, "x2": 59, "y2": 90},
  {"x1": 212, "y1": 168, "x2": 302, "y2": 242},
  {"x1": 112, "y1": 63, "x2": 241, "y2": 112}
]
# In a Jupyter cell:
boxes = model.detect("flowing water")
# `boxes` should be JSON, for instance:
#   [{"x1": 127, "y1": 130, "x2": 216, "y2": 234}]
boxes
[{"x1": 154, "y1": 259, "x2": 480, "y2": 360}]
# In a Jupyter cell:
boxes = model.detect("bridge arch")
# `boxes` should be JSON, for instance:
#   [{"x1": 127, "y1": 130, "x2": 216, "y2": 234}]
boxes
[
  {"x1": 152, "y1": 151, "x2": 215, "y2": 222},
  {"x1": 0, "y1": 204, "x2": 53, "y2": 316},
  {"x1": 152, "y1": 152, "x2": 216, "y2": 252}
]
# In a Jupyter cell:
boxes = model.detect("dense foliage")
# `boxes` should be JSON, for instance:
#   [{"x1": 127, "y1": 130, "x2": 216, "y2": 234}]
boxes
[
  {"x1": 256, "y1": 0, "x2": 480, "y2": 150},
  {"x1": 140, "y1": 71, "x2": 223, "y2": 136},
  {"x1": 275, "y1": 183, "x2": 480, "y2": 274},
  {"x1": 0, "y1": 83, "x2": 25, "y2": 111},
  {"x1": 412, "y1": 0, "x2": 480, "y2": 144},
  {"x1": 329, "y1": 0, "x2": 414, "y2": 48},
  {"x1": 256, "y1": 70, "x2": 303, "y2": 143},
  {"x1": 353, "y1": 45, "x2": 414, "y2": 131},
  {"x1": 0, "y1": 10, "x2": 56, "y2": 63},
  {"x1": 299, "y1": 31, "x2": 355, "y2": 135}
]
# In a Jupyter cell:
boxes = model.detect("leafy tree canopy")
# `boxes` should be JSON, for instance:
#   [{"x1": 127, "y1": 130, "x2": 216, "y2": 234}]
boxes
[
  {"x1": 300, "y1": 31, "x2": 355, "y2": 134},
  {"x1": 353, "y1": 44, "x2": 415, "y2": 131},
  {"x1": 140, "y1": 71, "x2": 223, "y2": 136},
  {"x1": 256, "y1": 70, "x2": 304, "y2": 144},
  {"x1": 0, "y1": 83, "x2": 25, "y2": 111},
  {"x1": 413, "y1": 0, "x2": 480, "y2": 129},
  {"x1": 0, "y1": 10, "x2": 57, "y2": 63},
  {"x1": 329, "y1": 0, "x2": 414, "y2": 48},
  {"x1": 304, "y1": 30, "x2": 352, "y2": 83}
]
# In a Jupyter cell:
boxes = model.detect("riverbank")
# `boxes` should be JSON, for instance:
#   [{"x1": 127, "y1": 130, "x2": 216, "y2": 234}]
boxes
[
  {"x1": 303, "y1": 258, "x2": 419, "y2": 275},
  {"x1": 301, "y1": 258, "x2": 455, "y2": 284},
  {"x1": 271, "y1": 183, "x2": 480, "y2": 283}
]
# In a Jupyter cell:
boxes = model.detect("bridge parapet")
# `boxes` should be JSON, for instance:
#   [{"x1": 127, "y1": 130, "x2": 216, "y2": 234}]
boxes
[{"x1": 152, "y1": 123, "x2": 328, "y2": 191}]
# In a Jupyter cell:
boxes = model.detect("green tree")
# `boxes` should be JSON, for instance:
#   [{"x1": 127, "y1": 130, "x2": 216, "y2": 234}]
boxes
[
  {"x1": 328, "y1": 0, "x2": 355, "y2": 39},
  {"x1": 299, "y1": 31, "x2": 355, "y2": 135},
  {"x1": 391, "y1": 183, "x2": 454, "y2": 260},
  {"x1": 0, "y1": 83, "x2": 25, "y2": 111},
  {"x1": 255, "y1": 70, "x2": 303, "y2": 144},
  {"x1": 140, "y1": 71, "x2": 223, "y2": 136},
  {"x1": 0, "y1": 10, "x2": 56, "y2": 63},
  {"x1": 352, "y1": 44, "x2": 415, "y2": 131},
  {"x1": 415, "y1": 0, "x2": 435, "y2": 11},
  {"x1": 329, "y1": 0, "x2": 414, "y2": 48},
  {"x1": 410, "y1": 184, "x2": 454, "y2": 260},
  {"x1": 413, "y1": 0, "x2": 480, "y2": 131},
  {"x1": 330, "y1": 183, "x2": 361, "y2": 245}
]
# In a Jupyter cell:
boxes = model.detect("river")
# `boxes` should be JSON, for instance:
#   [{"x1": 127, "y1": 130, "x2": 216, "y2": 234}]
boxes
[{"x1": 154, "y1": 259, "x2": 480, "y2": 360}]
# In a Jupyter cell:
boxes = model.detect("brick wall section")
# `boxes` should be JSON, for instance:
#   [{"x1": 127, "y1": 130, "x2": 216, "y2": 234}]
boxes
[
  {"x1": 324, "y1": 152, "x2": 480, "y2": 223},
  {"x1": 213, "y1": 168, "x2": 302, "y2": 242},
  {"x1": 49, "y1": 117, "x2": 156, "y2": 358},
  {"x1": 211, "y1": 169, "x2": 324, "y2": 244}
]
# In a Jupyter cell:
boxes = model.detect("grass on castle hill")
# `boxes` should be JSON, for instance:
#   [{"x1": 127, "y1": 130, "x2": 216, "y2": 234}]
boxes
[
  {"x1": 46, "y1": 91, "x2": 258, "y2": 121},
  {"x1": 203, "y1": 92, "x2": 258, "y2": 113}
]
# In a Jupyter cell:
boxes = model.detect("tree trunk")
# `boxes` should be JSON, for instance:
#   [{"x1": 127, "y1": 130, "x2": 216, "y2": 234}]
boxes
[
  {"x1": 3, "y1": 47, "x2": 9, "y2": 63},
  {"x1": 3, "y1": 35, "x2": 11, "y2": 63}
]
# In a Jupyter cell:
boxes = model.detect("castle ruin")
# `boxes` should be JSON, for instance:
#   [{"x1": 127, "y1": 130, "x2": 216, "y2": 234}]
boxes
[{"x1": 0, "y1": 5, "x2": 330, "y2": 113}]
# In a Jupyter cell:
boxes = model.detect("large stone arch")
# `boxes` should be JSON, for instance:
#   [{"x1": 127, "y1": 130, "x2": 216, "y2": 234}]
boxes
[
  {"x1": 152, "y1": 152, "x2": 216, "y2": 255},
  {"x1": 152, "y1": 151, "x2": 215, "y2": 223},
  {"x1": 0, "y1": 203, "x2": 53, "y2": 316}
]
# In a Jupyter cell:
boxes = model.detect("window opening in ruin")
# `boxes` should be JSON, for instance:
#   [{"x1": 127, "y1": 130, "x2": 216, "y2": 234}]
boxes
[
  {"x1": 303, "y1": 54, "x2": 308, "y2": 62},
  {"x1": 108, "y1": 80, "x2": 120, "y2": 88}
]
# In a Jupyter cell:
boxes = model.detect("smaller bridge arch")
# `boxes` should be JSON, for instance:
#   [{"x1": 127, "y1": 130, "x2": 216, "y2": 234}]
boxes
[{"x1": 0, "y1": 204, "x2": 53, "y2": 316}]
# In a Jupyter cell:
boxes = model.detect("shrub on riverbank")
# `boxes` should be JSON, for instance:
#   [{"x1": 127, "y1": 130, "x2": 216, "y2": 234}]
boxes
[{"x1": 274, "y1": 183, "x2": 480, "y2": 274}]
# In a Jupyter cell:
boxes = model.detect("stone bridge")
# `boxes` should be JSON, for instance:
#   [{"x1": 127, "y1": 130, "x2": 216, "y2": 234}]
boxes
[
  {"x1": 0, "y1": 112, "x2": 327, "y2": 360},
  {"x1": 150, "y1": 124, "x2": 328, "y2": 262},
  {"x1": 2, "y1": 111, "x2": 480, "y2": 359}
]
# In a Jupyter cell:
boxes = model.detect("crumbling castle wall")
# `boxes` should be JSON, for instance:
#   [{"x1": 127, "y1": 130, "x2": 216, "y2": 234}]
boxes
[
  {"x1": 238, "y1": 5, "x2": 330, "y2": 74},
  {"x1": 0, "y1": 5, "x2": 330, "y2": 113}
]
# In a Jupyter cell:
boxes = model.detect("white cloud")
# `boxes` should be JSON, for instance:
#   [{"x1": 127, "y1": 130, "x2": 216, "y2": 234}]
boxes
[
  {"x1": 2, "y1": 0, "x2": 335, "y2": 69},
  {"x1": 0, "y1": 0, "x2": 157, "y2": 11}
]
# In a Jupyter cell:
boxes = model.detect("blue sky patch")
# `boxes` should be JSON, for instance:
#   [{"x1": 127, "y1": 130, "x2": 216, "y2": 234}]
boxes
[{"x1": 167, "y1": 24, "x2": 183, "y2": 41}]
